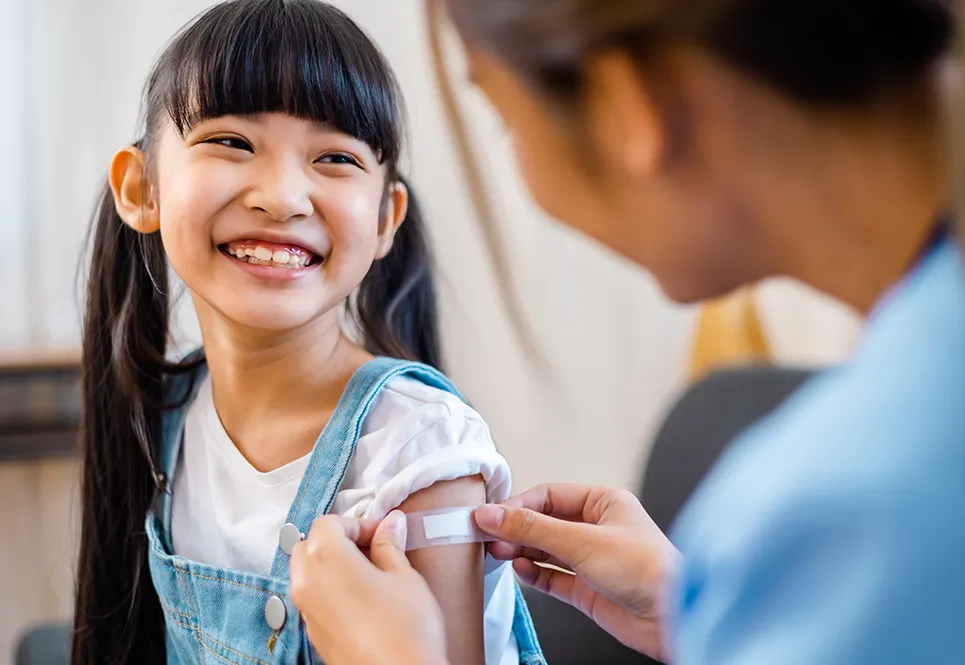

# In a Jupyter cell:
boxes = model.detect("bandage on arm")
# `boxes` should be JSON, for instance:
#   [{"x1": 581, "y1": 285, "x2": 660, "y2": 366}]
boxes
[{"x1": 404, "y1": 506, "x2": 493, "y2": 551}]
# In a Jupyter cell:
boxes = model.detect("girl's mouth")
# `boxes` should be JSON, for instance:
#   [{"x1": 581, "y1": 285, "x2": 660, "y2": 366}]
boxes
[{"x1": 219, "y1": 240, "x2": 321, "y2": 270}]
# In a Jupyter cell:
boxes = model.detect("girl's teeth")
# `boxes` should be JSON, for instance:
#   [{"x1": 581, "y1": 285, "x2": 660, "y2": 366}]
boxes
[{"x1": 225, "y1": 244, "x2": 313, "y2": 268}]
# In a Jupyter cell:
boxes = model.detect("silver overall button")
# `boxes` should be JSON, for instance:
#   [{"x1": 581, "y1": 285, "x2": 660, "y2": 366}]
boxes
[
  {"x1": 265, "y1": 595, "x2": 287, "y2": 631},
  {"x1": 279, "y1": 523, "x2": 304, "y2": 556}
]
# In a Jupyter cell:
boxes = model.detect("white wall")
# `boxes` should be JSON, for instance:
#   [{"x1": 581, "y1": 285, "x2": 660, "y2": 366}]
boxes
[
  {"x1": 0, "y1": 0, "x2": 860, "y2": 657},
  {"x1": 0, "y1": 0, "x2": 31, "y2": 348}
]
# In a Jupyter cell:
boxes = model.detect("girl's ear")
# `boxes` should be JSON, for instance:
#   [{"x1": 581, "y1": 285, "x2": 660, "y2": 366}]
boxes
[
  {"x1": 375, "y1": 180, "x2": 409, "y2": 259},
  {"x1": 109, "y1": 146, "x2": 160, "y2": 234}
]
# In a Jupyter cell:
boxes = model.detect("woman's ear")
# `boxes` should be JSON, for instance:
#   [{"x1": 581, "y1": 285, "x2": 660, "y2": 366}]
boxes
[
  {"x1": 109, "y1": 146, "x2": 160, "y2": 233},
  {"x1": 584, "y1": 52, "x2": 666, "y2": 179},
  {"x1": 375, "y1": 180, "x2": 409, "y2": 259}
]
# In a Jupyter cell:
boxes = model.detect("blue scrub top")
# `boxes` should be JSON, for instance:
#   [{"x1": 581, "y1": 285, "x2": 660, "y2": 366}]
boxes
[{"x1": 670, "y1": 236, "x2": 965, "y2": 664}]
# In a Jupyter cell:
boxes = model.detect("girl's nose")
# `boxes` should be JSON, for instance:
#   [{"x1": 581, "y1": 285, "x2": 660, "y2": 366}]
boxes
[{"x1": 244, "y1": 157, "x2": 315, "y2": 222}]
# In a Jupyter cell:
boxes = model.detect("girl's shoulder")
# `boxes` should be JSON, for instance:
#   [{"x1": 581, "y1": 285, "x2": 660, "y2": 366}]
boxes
[
  {"x1": 339, "y1": 356, "x2": 489, "y2": 434},
  {"x1": 355, "y1": 362, "x2": 492, "y2": 445},
  {"x1": 377, "y1": 374, "x2": 484, "y2": 421},
  {"x1": 337, "y1": 371, "x2": 511, "y2": 519}
]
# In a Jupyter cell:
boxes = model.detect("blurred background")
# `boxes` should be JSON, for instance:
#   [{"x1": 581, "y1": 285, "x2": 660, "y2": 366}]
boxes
[{"x1": 0, "y1": 0, "x2": 862, "y2": 662}]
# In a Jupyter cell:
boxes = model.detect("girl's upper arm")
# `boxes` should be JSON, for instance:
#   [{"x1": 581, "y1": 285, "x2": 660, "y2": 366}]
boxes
[{"x1": 397, "y1": 474, "x2": 488, "y2": 665}]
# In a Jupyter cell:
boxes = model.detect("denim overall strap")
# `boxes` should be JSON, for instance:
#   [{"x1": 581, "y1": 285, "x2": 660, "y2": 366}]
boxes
[
  {"x1": 269, "y1": 357, "x2": 462, "y2": 579},
  {"x1": 513, "y1": 585, "x2": 547, "y2": 664},
  {"x1": 156, "y1": 352, "x2": 209, "y2": 552}
]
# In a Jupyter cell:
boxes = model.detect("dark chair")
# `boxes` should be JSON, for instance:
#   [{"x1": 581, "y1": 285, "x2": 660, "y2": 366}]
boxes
[
  {"x1": 523, "y1": 365, "x2": 815, "y2": 665},
  {"x1": 639, "y1": 365, "x2": 814, "y2": 532}
]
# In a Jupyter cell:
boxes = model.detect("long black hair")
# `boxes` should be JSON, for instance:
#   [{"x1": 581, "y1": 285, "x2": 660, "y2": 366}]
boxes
[{"x1": 74, "y1": 3, "x2": 439, "y2": 665}]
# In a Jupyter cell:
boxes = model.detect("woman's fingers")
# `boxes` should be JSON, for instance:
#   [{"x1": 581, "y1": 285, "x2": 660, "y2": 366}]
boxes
[
  {"x1": 500, "y1": 484, "x2": 641, "y2": 526},
  {"x1": 475, "y1": 503, "x2": 593, "y2": 571},
  {"x1": 368, "y1": 511, "x2": 412, "y2": 573},
  {"x1": 488, "y1": 540, "x2": 573, "y2": 571},
  {"x1": 513, "y1": 559, "x2": 578, "y2": 605},
  {"x1": 349, "y1": 518, "x2": 381, "y2": 548},
  {"x1": 302, "y1": 515, "x2": 381, "y2": 548},
  {"x1": 502, "y1": 484, "x2": 598, "y2": 519},
  {"x1": 291, "y1": 516, "x2": 373, "y2": 610}
]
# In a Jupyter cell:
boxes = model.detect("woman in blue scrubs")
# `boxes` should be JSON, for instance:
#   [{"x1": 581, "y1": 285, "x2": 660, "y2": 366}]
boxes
[{"x1": 289, "y1": 1, "x2": 965, "y2": 663}]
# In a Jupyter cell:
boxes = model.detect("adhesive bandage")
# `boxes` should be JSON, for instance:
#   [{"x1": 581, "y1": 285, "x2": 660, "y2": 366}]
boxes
[{"x1": 404, "y1": 506, "x2": 493, "y2": 551}]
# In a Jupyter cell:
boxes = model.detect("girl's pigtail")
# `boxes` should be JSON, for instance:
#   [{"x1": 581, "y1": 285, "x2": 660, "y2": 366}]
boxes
[{"x1": 72, "y1": 181, "x2": 171, "y2": 665}]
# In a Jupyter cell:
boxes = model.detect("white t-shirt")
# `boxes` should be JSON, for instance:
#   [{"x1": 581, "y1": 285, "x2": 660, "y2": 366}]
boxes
[{"x1": 171, "y1": 375, "x2": 519, "y2": 665}]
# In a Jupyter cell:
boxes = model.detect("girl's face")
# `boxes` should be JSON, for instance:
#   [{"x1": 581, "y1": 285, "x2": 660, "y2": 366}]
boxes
[{"x1": 124, "y1": 113, "x2": 405, "y2": 334}]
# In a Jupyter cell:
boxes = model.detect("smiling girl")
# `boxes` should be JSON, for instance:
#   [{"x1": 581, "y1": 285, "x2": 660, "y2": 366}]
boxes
[{"x1": 72, "y1": 2, "x2": 543, "y2": 664}]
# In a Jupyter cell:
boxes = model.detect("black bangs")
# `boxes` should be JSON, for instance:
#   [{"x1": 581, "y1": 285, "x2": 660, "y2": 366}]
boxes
[{"x1": 146, "y1": 0, "x2": 401, "y2": 164}]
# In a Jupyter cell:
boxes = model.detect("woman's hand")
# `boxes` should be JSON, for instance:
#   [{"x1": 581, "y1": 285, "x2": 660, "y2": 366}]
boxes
[
  {"x1": 474, "y1": 484, "x2": 681, "y2": 661},
  {"x1": 290, "y1": 512, "x2": 449, "y2": 665}
]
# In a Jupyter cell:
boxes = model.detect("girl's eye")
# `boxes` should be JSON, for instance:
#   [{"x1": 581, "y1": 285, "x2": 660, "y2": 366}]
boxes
[
  {"x1": 204, "y1": 136, "x2": 254, "y2": 152},
  {"x1": 316, "y1": 153, "x2": 361, "y2": 167}
]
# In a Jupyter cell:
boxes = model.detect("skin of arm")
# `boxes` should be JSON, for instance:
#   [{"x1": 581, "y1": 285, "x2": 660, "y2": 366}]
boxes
[{"x1": 397, "y1": 475, "x2": 487, "y2": 665}]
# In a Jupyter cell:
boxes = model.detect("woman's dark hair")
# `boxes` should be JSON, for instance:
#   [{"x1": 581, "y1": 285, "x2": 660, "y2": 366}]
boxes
[
  {"x1": 73, "y1": 2, "x2": 438, "y2": 665},
  {"x1": 441, "y1": 0, "x2": 953, "y2": 107},
  {"x1": 428, "y1": 0, "x2": 959, "y2": 326}
]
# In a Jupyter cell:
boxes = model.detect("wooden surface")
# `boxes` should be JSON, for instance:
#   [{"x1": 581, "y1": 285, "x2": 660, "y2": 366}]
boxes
[
  {"x1": 0, "y1": 458, "x2": 78, "y2": 662},
  {"x1": 0, "y1": 431, "x2": 79, "y2": 462},
  {"x1": 0, "y1": 351, "x2": 82, "y2": 461},
  {"x1": 0, "y1": 352, "x2": 81, "y2": 658},
  {"x1": 0, "y1": 348, "x2": 81, "y2": 373}
]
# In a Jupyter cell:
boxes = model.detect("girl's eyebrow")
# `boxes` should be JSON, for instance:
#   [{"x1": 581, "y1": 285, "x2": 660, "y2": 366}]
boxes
[
  {"x1": 308, "y1": 121, "x2": 365, "y2": 143},
  {"x1": 310, "y1": 119, "x2": 337, "y2": 132},
  {"x1": 308, "y1": 123, "x2": 376, "y2": 152}
]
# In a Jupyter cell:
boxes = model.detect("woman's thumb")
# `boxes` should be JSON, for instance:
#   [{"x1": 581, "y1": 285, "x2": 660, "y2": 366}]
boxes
[
  {"x1": 475, "y1": 504, "x2": 576, "y2": 558},
  {"x1": 369, "y1": 511, "x2": 412, "y2": 573}
]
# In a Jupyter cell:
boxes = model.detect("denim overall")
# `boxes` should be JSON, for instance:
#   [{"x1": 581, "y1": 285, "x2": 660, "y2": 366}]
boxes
[{"x1": 145, "y1": 356, "x2": 546, "y2": 665}]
